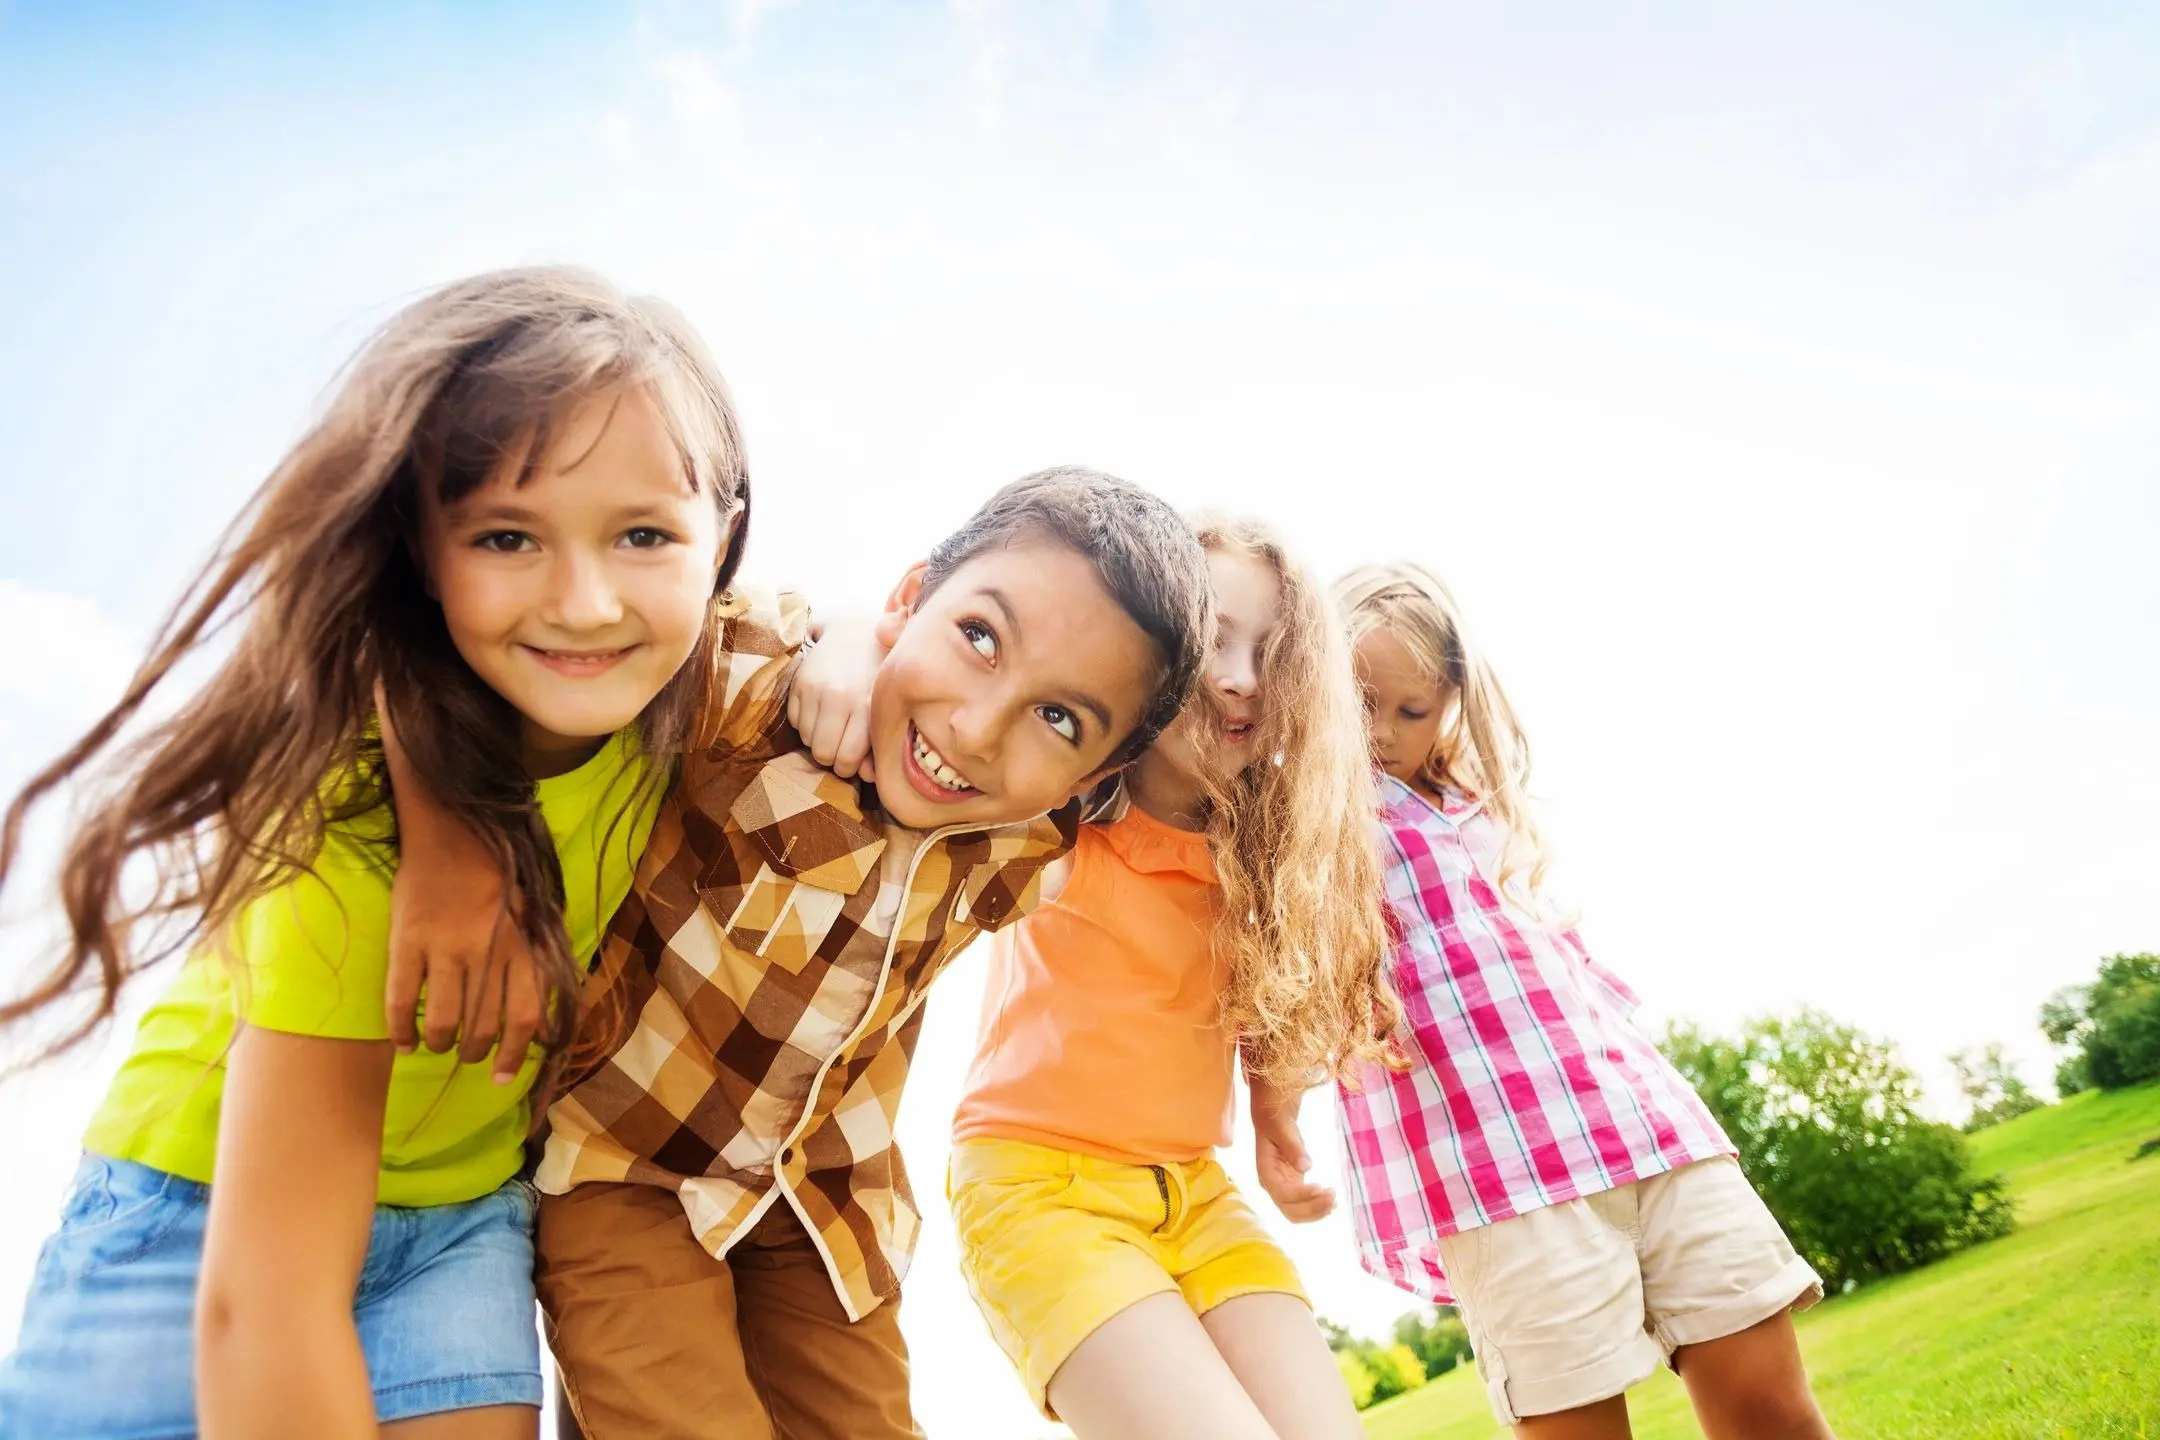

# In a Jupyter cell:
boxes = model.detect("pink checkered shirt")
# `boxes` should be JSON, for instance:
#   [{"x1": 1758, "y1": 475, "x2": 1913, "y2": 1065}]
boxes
[{"x1": 1338, "y1": 777, "x2": 1734, "y2": 1303}]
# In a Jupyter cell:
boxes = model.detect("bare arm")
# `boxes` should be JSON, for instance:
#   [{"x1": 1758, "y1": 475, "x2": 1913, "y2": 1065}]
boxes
[
  {"x1": 195, "y1": 1026, "x2": 390, "y2": 1439},
  {"x1": 1247, "y1": 1063, "x2": 1335, "y2": 1224},
  {"x1": 380, "y1": 699, "x2": 541, "y2": 1081}
]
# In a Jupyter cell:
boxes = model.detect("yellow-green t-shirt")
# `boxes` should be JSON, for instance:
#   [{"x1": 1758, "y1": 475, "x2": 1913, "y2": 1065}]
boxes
[{"x1": 83, "y1": 731, "x2": 661, "y2": 1208}]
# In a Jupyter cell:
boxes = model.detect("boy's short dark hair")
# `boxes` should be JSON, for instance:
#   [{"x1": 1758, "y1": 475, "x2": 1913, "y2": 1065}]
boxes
[{"x1": 922, "y1": 466, "x2": 1211, "y2": 766}]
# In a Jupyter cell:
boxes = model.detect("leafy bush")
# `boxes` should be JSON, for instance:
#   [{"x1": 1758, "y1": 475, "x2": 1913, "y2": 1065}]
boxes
[
  {"x1": 1374, "y1": 1344, "x2": 1427, "y2": 1398},
  {"x1": 1663, "y1": 1007, "x2": 2015, "y2": 1292},
  {"x1": 1324, "y1": 1313, "x2": 1456, "y2": 1409},
  {"x1": 1392, "y1": 1306, "x2": 1473, "y2": 1379},
  {"x1": 1333, "y1": 1348, "x2": 1376, "y2": 1410}
]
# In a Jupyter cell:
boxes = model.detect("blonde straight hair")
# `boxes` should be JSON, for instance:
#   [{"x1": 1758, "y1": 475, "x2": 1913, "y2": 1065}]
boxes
[
  {"x1": 1192, "y1": 517, "x2": 1402, "y2": 1088},
  {"x1": 1335, "y1": 561, "x2": 1558, "y2": 911}
]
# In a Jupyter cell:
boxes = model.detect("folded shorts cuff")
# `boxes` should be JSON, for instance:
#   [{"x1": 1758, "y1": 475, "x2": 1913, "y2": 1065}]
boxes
[
  {"x1": 373, "y1": 1371, "x2": 546, "y2": 1423},
  {"x1": 1656, "y1": 1256, "x2": 1825, "y2": 1353},
  {"x1": 1497, "y1": 1330, "x2": 1665, "y2": 1423}
]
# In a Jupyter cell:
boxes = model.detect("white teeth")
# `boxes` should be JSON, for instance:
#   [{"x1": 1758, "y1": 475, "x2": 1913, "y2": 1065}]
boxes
[{"x1": 912, "y1": 730, "x2": 974, "y2": 792}]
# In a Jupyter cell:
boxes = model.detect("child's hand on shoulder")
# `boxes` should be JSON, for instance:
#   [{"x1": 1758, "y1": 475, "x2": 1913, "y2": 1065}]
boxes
[
  {"x1": 380, "y1": 691, "x2": 541, "y2": 1083},
  {"x1": 386, "y1": 835, "x2": 541, "y2": 1083},
  {"x1": 1250, "y1": 1078, "x2": 1336, "y2": 1224},
  {"x1": 788, "y1": 609, "x2": 886, "y2": 780}
]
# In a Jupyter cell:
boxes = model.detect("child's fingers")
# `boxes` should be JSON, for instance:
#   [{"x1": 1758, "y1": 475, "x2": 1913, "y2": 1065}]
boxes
[
  {"x1": 1283, "y1": 1191, "x2": 1336, "y2": 1223},
  {"x1": 421, "y1": 951, "x2": 466, "y2": 1053},
  {"x1": 493, "y1": 944, "x2": 543, "y2": 1084},
  {"x1": 835, "y1": 707, "x2": 873, "y2": 780},
  {"x1": 457, "y1": 941, "x2": 506, "y2": 1066},
  {"x1": 385, "y1": 942, "x2": 424, "y2": 1054},
  {"x1": 789, "y1": 688, "x2": 824, "y2": 756},
  {"x1": 807, "y1": 696, "x2": 854, "y2": 771}
]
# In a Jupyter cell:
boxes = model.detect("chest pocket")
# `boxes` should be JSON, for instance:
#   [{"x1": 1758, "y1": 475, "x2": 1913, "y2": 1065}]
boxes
[
  {"x1": 709, "y1": 753, "x2": 887, "y2": 976},
  {"x1": 951, "y1": 855, "x2": 1051, "y2": 933}
]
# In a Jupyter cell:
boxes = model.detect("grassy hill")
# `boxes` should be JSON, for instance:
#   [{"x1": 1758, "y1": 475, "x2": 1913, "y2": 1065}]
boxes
[{"x1": 1363, "y1": 1080, "x2": 2160, "y2": 1439}]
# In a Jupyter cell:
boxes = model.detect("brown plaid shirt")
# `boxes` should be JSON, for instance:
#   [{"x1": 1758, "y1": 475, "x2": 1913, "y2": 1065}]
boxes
[{"x1": 535, "y1": 588, "x2": 1079, "y2": 1319}]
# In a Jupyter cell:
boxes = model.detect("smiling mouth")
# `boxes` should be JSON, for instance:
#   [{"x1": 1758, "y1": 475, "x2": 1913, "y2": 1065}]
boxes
[
  {"x1": 906, "y1": 723, "x2": 981, "y2": 801},
  {"x1": 522, "y1": 644, "x2": 638, "y2": 677},
  {"x1": 1221, "y1": 717, "x2": 1257, "y2": 744}
]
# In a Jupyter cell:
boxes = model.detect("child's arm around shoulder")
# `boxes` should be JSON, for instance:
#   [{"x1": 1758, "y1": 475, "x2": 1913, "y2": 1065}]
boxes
[
  {"x1": 380, "y1": 698, "x2": 539, "y2": 1081},
  {"x1": 380, "y1": 584, "x2": 810, "y2": 1063},
  {"x1": 195, "y1": 1025, "x2": 390, "y2": 1438}
]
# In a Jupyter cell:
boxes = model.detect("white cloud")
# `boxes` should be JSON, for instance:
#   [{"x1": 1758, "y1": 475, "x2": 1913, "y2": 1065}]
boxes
[
  {"x1": 731, "y1": 0, "x2": 795, "y2": 39},
  {"x1": 0, "y1": 579, "x2": 135, "y2": 712}
]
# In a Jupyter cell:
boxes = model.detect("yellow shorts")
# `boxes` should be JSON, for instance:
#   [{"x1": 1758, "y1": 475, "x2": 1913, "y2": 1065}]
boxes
[{"x1": 948, "y1": 1137, "x2": 1309, "y2": 1417}]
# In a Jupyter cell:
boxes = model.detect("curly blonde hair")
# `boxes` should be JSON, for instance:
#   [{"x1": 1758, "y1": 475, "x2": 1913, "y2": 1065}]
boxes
[
  {"x1": 1190, "y1": 516, "x2": 1402, "y2": 1089},
  {"x1": 1335, "y1": 561, "x2": 1558, "y2": 911}
]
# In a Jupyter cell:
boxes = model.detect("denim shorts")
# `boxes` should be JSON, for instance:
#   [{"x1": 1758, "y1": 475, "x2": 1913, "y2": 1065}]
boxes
[{"x1": 0, "y1": 1153, "x2": 544, "y2": 1438}]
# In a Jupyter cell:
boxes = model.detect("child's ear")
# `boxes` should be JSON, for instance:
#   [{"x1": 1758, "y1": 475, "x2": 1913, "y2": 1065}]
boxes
[{"x1": 876, "y1": 561, "x2": 929, "y2": 649}]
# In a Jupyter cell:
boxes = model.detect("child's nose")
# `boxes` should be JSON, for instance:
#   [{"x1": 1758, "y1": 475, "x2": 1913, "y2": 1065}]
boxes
[
  {"x1": 1216, "y1": 650, "x2": 1259, "y2": 696},
  {"x1": 947, "y1": 701, "x2": 1004, "y2": 765},
  {"x1": 548, "y1": 552, "x2": 624, "y2": 629}
]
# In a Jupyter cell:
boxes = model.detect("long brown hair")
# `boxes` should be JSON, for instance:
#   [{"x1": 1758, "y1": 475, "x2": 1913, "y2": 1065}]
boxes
[
  {"x1": 0, "y1": 267, "x2": 750, "y2": 1102},
  {"x1": 1190, "y1": 516, "x2": 1402, "y2": 1089}
]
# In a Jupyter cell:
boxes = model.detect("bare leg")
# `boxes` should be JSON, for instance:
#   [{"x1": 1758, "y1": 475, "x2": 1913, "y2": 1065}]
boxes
[
  {"x1": 1199, "y1": 1294, "x2": 1362, "y2": 1440},
  {"x1": 1675, "y1": 1311, "x2": 1835, "y2": 1440},
  {"x1": 1047, "y1": 1292, "x2": 1280, "y2": 1440},
  {"x1": 382, "y1": 1405, "x2": 540, "y2": 1440},
  {"x1": 1514, "y1": 1395, "x2": 1633, "y2": 1440}
]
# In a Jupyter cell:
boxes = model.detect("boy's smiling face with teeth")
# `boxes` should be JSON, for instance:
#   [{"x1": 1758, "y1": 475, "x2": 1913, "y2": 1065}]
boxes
[{"x1": 864, "y1": 540, "x2": 1158, "y2": 831}]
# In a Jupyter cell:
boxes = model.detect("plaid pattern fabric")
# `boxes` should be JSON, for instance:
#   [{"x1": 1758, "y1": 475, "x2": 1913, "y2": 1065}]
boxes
[
  {"x1": 1337, "y1": 776, "x2": 1733, "y2": 1304},
  {"x1": 536, "y1": 587, "x2": 1079, "y2": 1320}
]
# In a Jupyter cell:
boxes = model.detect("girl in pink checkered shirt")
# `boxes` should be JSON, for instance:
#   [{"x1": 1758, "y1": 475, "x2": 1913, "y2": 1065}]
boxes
[{"x1": 1270, "y1": 562, "x2": 1836, "y2": 1439}]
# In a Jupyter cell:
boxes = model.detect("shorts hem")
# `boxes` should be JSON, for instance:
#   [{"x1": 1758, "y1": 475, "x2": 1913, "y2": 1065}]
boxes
[
  {"x1": 1657, "y1": 1255, "x2": 1825, "y2": 1352},
  {"x1": 1496, "y1": 1331, "x2": 1664, "y2": 1423},
  {"x1": 373, "y1": 1371, "x2": 546, "y2": 1422},
  {"x1": 1191, "y1": 1280, "x2": 1309, "y2": 1318}
]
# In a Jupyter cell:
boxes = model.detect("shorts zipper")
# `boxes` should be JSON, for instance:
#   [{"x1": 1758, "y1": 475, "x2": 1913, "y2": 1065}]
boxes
[{"x1": 1150, "y1": 1164, "x2": 1172, "y2": 1230}]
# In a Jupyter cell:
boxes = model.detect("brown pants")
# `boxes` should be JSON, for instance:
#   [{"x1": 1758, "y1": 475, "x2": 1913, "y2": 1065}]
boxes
[{"x1": 538, "y1": 1182, "x2": 922, "y2": 1440}]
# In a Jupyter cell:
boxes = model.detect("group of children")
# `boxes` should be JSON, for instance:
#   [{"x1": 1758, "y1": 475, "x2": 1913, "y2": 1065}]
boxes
[{"x1": 0, "y1": 268, "x2": 1836, "y2": 1440}]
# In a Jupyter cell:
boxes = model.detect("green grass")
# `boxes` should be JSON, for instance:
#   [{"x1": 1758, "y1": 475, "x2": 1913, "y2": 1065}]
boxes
[{"x1": 1364, "y1": 1081, "x2": 2160, "y2": 1439}]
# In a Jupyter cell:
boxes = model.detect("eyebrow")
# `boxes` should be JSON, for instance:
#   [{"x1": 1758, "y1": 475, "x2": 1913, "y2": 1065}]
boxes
[
  {"x1": 976, "y1": 584, "x2": 1117, "y2": 735},
  {"x1": 449, "y1": 500, "x2": 681, "y2": 526}
]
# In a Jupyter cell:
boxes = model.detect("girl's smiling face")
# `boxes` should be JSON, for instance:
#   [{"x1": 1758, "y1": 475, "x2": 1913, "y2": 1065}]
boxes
[
  {"x1": 421, "y1": 388, "x2": 730, "y2": 776},
  {"x1": 1154, "y1": 547, "x2": 1284, "y2": 785},
  {"x1": 1353, "y1": 626, "x2": 1450, "y2": 787}
]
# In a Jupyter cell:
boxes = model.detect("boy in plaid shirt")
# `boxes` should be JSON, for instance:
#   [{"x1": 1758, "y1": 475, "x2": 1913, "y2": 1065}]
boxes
[{"x1": 388, "y1": 468, "x2": 1213, "y2": 1438}]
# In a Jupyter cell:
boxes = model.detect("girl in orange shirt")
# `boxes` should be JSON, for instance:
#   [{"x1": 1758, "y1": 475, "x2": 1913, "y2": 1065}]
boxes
[{"x1": 792, "y1": 514, "x2": 1397, "y2": 1439}]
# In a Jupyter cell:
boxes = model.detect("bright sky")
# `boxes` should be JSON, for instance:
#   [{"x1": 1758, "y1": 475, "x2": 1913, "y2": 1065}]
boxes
[{"x1": 2, "y1": 3, "x2": 2156, "y2": 1436}]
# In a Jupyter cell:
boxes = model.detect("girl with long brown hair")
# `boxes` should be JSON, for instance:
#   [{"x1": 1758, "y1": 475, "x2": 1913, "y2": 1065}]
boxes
[
  {"x1": 0, "y1": 267, "x2": 749, "y2": 1439},
  {"x1": 788, "y1": 515, "x2": 1398, "y2": 1440}
]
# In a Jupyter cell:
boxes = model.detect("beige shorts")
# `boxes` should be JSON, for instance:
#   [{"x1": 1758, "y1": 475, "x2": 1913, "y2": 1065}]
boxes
[{"x1": 1439, "y1": 1157, "x2": 1823, "y2": 1425}]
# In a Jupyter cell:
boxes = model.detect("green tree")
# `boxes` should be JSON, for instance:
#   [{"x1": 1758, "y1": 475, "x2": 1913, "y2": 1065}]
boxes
[
  {"x1": 1663, "y1": 1008, "x2": 2014, "y2": 1291},
  {"x1": 1949, "y1": 1042, "x2": 2044, "y2": 1131},
  {"x1": 2040, "y1": 956, "x2": 2160, "y2": 1093},
  {"x1": 1391, "y1": 1306, "x2": 1473, "y2": 1379}
]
